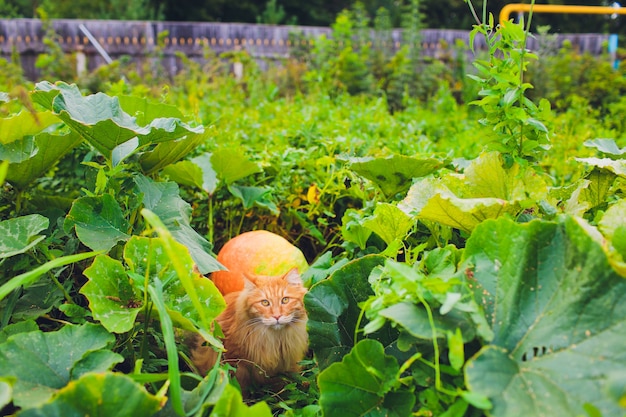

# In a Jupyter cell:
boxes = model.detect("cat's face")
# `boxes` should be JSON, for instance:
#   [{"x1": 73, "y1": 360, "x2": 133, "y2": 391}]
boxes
[{"x1": 242, "y1": 268, "x2": 307, "y2": 330}]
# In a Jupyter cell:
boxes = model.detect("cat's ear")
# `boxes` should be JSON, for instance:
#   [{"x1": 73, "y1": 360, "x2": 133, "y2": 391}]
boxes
[
  {"x1": 283, "y1": 268, "x2": 303, "y2": 286},
  {"x1": 242, "y1": 273, "x2": 258, "y2": 290}
]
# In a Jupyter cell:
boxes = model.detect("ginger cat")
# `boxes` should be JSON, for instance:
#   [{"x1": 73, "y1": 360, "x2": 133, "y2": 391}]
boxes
[{"x1": 191, "y1": 268, "x2": 308, "y2": 391}]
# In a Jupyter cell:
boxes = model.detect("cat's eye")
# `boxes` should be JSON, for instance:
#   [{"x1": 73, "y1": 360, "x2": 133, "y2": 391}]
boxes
[
  {"x1": 260, "y1": 300, "x2": 270, "y2": 307},
  {"x1": 281, "y1": 297, "x2": 290, "y2": 304}
]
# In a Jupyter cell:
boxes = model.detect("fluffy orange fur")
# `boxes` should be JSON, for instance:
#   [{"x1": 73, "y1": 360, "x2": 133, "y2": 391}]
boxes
[{"x1": 191, "y1": 268, "x2": 308, "y2": 390}]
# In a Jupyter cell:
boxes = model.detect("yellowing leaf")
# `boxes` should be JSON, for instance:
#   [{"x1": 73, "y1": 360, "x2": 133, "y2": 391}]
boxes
[
  {"x1": 342, "y1": 154, "x2": 442, "y2": 198},
  {"x1": 420, "y1": 193, "x2": 516, "y2": 234},
  {"x1": 0, "y1": 111, "x2": 59, "y2": 145},
  {"x1": 363, "y1": 203, "x2": 414, "y2": 245},
  {"x1": 576, "y1": 157, "x2": 626, "y2": 178},
  {"x1": 307, "y1": 183, "x2": 321, "y2": 204},
  {"x1": 399, "y1": 152, "x2": 544, "y2": 233}
]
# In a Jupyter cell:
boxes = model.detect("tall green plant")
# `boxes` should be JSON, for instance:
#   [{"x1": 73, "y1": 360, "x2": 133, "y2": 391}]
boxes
[{"x1": 467, "y1": 0, "x2": 552, "y2": 166}]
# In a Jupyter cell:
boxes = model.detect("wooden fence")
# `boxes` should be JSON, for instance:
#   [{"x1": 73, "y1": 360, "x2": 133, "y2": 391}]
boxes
[{"x1": 0, "y1": 19, "x2": 610, "y2": 80}]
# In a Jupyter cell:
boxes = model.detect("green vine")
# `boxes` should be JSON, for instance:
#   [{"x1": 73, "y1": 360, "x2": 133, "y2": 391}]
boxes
[{"x1": 466, "y1": 0, "x2": 551, "y2": 166}]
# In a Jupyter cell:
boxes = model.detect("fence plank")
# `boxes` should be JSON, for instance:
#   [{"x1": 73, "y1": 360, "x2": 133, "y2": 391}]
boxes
[{"x1": 0, "y1": 19, "x2": 609, "y2": 80}]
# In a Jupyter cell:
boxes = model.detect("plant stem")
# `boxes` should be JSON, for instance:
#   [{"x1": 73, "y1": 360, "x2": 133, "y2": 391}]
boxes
[
  {"x1": 518, "y1": 0, "x2": 536, "y2": 155},
  {"x1": 398, "y1": 351, "x2": 423, "y2": 376},
  {"x1": 482, "y1": 0, "x2": 487, "y2": 25},
  {"x1": 466, "y1": 0, "x2": 482, "y2": 25},
  {"x1": 354, "y1": 307, "x2": 367, "y2": 344},
  {"x1": 140, "y1": 303, "x2": 153, "y2": 365},
  {"x1": 236, "y1": 209, "x2": 246, "y2": 237},
  {"x1": 417, "y1": 290, "x2": 442, "y2": 390},
  {"x1": 207, "y1": 194, "x2": 214, "y2": 244}
]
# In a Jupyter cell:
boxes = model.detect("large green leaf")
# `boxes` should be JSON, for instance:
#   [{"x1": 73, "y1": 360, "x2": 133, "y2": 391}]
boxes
[
  {"x1": 457, "y1": 151, "x2": 547, "y2": 204},
  {"x1": 81, "y1": 255, "x2": 143, "y2": 333},
  {"x1": 210, "y1": 148, "x2": 261, "y2": 185},
  {"x1": 228, "y1": 184, "x2": 279, "y2": 214},
  {"x1": 362, "y1": 203, "x2": 414, "y2": 246},
  {"x1": 31, "y1": 82, "x2": 203, "y2": 165},
  {"x1": 6, "y1": 131, "x2": 83, "y2": 189},
  {"x1": 401, "y1": 177, "x2": 517, "y2": 233},
  {"x1": 0, "y1": 376, "x2": 13, "y2": 410},
  {"x1": 598, "y1": 199, "x2": 626, "y2": 275},
  {"x1": 318, "y1": 339, "x2": 414, "y2": 417},
  {"x1": 190, "y1": 153, "x2": 218, "y2": 194},
  {"x1": 0, "y1": 110, "x2": 59, "y2": 145},
  {"x1": 139, "y1": 131, "x2": 209, "y2": 175},
  {"x1": 118, "y1": 95, "x2": 184, "y2": 125},
  {"x1": 463, "y1": 216, "x2": 626, "y2": 416},
  {"x1": 342, "y1": 154, "x2": 442, "y2": 198},
  {"x1": 583, "y1": 138, "x2": 626, "y2": 158},
  {"x1": 135, "y1": 175, "x2": 222, "y2": 274},
  {"x1": 162, "y1": 160, "x2": 205, "y2": 191},
  {"x1": 17, "y1": 372, "x2": 164, "y2": 417},
  {"x1": 0, "y1": 214, "x2": 48, "y2": 259},
  {"x1": 210, "y1": 383, "x2": 272, "y2": 417},
  {"x1": 576, "y1": 157, "x2": 626, "y2": 177},
  {"x1": 0, "y1": 323, "x2": 121, "y2": 408},
  {"x1": 160, "y1": 153, "x2": 218, "y2": 194},
  {"x1": 64, "y1": 194, "x2": 131, "y2": 252},
  {"x1": 31, "y1": 82, "x2": 141, "y2": 161},
  {"x1": 379, "y1": 302, "x2": 476, "y2": 342},
  {"x1": 581, "y1": 168, "x2": 616, "y2": 210},
  {"x1": 399, "y1": 152, "x2": 546, "y2": 233},
  {"x1": 124, "y1": 236, "x2": 225, "y2": 333},
  {"x1": 0, "y1": 135, "x2": 37, "y2": 163},
  {"x1": 305, "y1": 255, "x2": 392, "y2": 369}
]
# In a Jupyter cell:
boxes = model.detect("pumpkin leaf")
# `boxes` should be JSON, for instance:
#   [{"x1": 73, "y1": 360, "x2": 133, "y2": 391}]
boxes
[
  {"x1": 318, "y1": 339, "x2": 414, "y2": 417},
  {"x1": 305, "y1": 255, "x2": 392, "y2": 369},
  {"x1": 0, "y1": 110, "x2": 59, "y2": 145},
  {"x1": 583, "y1": 138, "x2": 626, "y2": 158},
  {"x1": 134, "y1": 175, "x2": 222, "y2": 274},
  {"x1": 576, "y1": 157, "x2": 626, "y2": 178},
  {"x1": 580, "y1": 168, "x2": 616, "y2": 210},
  {"x1": 0, "y1": 214, "x2": 48, "y2": 259},
  {"x1": 81, "y1": 255, "x2": 143, "y2": 334},
  {"x1": 161, "y1": 160, "x2": 205, "y2": 190},
  {"x1": 64, "y1": 194, "x2": 131, "y2": 252},
  {"x1": 0, "y1": 323, "x2": 119, "y2": 408},
  {"x1": 210, "y1": 148, "x2": 261, "y2": 184},
  {"x1": 463, "y1": 215, "x2": 626, "y2": 417},
  {"x1": 362, "y1": 203, "x2": 413, "y2": 246},
  {"x1": 17, "y1": 372, "x2": 164, "y2": 417},
  {"x1": 32, "y1": 82, "x2": 203, "y2": 166},
  {"x1": 118, "y1": 95, "x2": 184, "y2": 124},
  {"x1": 342, "y1": 154, "x2": 442, "y2": 198},
  {"x1": 6, "y1": 131, "x2": 82, "y2": 189},
  {"x1": 228, "y1": 184, "x2": 279, "y2": 215},
  {"x1": 124, "y1": 235, "x2": 226, "y2": 334},
  {"x1": 139, "y1": 130, "x2": 209, "y2": 175}
]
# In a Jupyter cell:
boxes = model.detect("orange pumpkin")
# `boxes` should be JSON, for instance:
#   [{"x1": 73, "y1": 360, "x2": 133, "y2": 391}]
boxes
[{"x1": 211, "y1": 230, "x2": 309, "y2": 294}]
